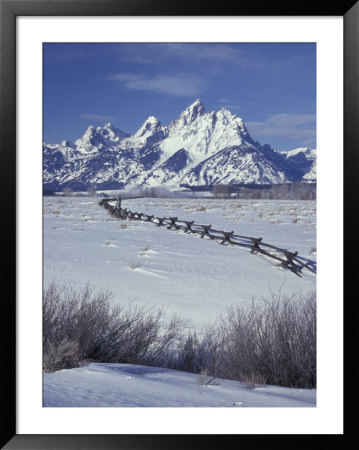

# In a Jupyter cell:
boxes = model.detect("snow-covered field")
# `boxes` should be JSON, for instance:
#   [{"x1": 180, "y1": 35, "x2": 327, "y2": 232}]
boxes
[
  {"x1": 43, "y1": 195, "x2": 316, "y2": 407},
  {"x1": 43, "y1": 196, "x2": 316, "y2": 328},
  {"x1": 43, "y1": 362, "x2": 316, "y2": 408}
]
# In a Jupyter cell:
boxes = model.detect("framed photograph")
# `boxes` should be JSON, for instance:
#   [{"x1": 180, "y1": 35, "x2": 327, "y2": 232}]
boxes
[{"x1": 1, "y1": 0, "x2": 356, "y2": 448}]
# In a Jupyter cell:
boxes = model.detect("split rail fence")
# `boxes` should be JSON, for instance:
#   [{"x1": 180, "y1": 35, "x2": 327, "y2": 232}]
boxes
[{"x1": 99, "y1": 197, "x2": 316, "y2": 277}]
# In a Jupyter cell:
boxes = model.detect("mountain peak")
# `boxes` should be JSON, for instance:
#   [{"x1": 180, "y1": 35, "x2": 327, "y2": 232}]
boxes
[
  {"x1": 186, "y1": 98, "x2": 206, "y2": 113},
  {"x1": 74, "y1": 125, "x2": 104, "y2": 149},
  {"x1": 96, "y1": 122, "x2": 128, "y2": 142},
  {"x1": 219, "y1": 106, "x2": 236, "y2": 117},
  {"x1": 86, "y1": 124, "x2": 95, "y2": 133},
  {"x1": 131, "y1": 116, "x2": 167, "y2": 146},
  {"x1": 60, "y1": 140, "x2": 75, "y2": 148},
  {"x1": 190, "y1": 98, "x2": 205, "y2": 109},
  {"x1": 179, "y1": 99, "x2": 206, "y2": 125},
  {"x1": 144, "y1": 116, "x2": 161, "y2": 126},
  {"x1": 215, "y1": 107, "x2": 249, "y2": 138},
  {"x1": 83, "y1": 125, "x2": 99, "y2": 139},
  {"x1": 135, "y1": 116, "x2": 162, "y2": 136}
]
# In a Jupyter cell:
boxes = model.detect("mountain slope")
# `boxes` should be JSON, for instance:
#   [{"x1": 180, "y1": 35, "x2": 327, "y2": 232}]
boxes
[
  {"x1": 282, "y1": 147, "x2": 317, "y2": 182},
  {"x1": 43, "y1": 100, "x2": 316, "y2": 190}
]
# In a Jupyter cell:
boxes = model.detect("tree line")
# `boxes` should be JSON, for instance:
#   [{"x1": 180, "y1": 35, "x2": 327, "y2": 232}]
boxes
[
  {"x1": 212, "y1": 182, "x2": 316, "y2": 200},
  {"x1": 43, "y1": 182, "x2": 316, "y2": 200}
]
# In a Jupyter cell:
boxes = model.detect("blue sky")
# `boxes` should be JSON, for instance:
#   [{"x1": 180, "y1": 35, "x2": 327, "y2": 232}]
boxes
[{"x1": 43, "y1": 43, "x2": 316, "y2": 151}]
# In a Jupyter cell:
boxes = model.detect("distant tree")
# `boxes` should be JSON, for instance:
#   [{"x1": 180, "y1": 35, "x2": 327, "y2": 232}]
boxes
[
  {"x1": 299, "y1": 182, "x2": 316, "y2": 200},
  {"x1": 43, "y1": 188, "x2": 55, "y2": 196},
  {"x1": 139, "y1": 187, "x2": 159, "y2": 198},
  {"x1": 87, "y1": 186, "x2": 97, "y2": 197},
  {"x1": 291, "y1": 182, "x2": 300, "y2": 200},
  {"x1": 213, "y1": 184, "x2": 230, "y2": 199},
  {"x1": 63, "y1": 187, "x2": 73, "y2": 197},
  {"x1": 291, "y1": 182, "x2": 311, "y2": 200},
  {"x1": 251, "y1": 189, "x2": 261, "y2": 199},
  {"x1": 149, "y1": 187, "x2": 158, "y2": 198},
  {"x1": 272, "y1": 184, "x2": 289, "y2": 200}
]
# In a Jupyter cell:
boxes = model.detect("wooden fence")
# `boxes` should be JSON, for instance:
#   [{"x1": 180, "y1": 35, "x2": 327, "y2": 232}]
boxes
[{"x1": 99, "y1": 197, "x2": 316, "y2": 277}]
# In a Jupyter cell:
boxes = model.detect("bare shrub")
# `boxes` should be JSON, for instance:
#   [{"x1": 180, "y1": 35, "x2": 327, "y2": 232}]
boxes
[
  {"x1": 175, "y1": 330, "x2": 200, "y2": 373},
  {"x1": 140, "y1": 246, "x2": 151, "y2": 256},
  {"x1": 172, "y1": 292, "x2": 316, "y2": 389},
  {"x1": 43, "y1": 284, "x2": 316, "y2": 387},
  {"x1": 174, "y1": 325, "x2": 222, "y2": 377},
  {"x1": 240, "y1": 372, "x2": 266, "y2": 389},
  {"x1": 94, "y1": 306, "x2": 183, "y2": 367},
  {"x1": 43, "y1": 283, "x2": 183, "y2": 371},
  {"x1": 43, "y1": 283, "x2": 116, "y2": 362},
  {"x1": 142, "y1": 246, "x2": 151, "y2": 252},
  {"x1": 219, "y1": 292, "x2": 316, "y2": 388},
  {"x1": 128, "y1": 262, "x2": 141, "y2": 270},
  {"x1": 196, "y1": 369, "x2": 220, "y2": 386},
  {"x1": 43, "y1": 338, "x2": 85, "y2": 373}
]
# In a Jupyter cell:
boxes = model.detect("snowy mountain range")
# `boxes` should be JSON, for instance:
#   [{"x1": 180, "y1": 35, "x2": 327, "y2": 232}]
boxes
[{"x1": 43, "y1": 99, "x2": 317, "y2": 191}]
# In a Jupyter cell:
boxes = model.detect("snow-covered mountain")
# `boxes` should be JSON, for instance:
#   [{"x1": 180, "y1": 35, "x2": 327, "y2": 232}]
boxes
[
  {"x1": 43, "y1": 99, "x2": 316, "y2": 190},
  {"x1": 281, "y1": 147, "x2": 317, "y2": 182}
]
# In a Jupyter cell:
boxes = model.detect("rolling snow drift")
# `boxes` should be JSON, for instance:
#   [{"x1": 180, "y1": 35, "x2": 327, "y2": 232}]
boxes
[{"x1": 43, "y1": 363, "x2": 316, "y2": 408}]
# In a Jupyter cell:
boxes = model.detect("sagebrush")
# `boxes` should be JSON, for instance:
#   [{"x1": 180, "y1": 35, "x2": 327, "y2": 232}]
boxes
[
  {"x1": 174, "y1": 292, "x2": 316, "y2": 388},
  {"x1": 43, "y1": 283, "x2": 316, "y2": 388},
  {"x1": 43, "y1": 283, "x2": 182, "y2": 371}
]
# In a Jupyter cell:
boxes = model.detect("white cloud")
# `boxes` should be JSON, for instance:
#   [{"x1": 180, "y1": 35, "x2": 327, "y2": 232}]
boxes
[
  {"x1": 80, "y1": 113, "x2": 116, "y2": 122},
  {"x1": 217, "y1": 98, "x2": 241, "y2": 110},
  {"x1": 246, "y1": 113, "x2": 316, "y2": 142},
  {"x1": 107, "y1": 72, "x2": 209, "y2": 97},
  {"x1": 266, "y1": 113, "x2": 316, "y2": 127},
  {"x1": 118, "y1": 43, "x2": 245, "y2": 66},
  {"x1": 222, "y1": 104, "x2": 241, "y2": 110},
  {"x1": 164, "y1": 44, "x2": 244, "y2": 64}
]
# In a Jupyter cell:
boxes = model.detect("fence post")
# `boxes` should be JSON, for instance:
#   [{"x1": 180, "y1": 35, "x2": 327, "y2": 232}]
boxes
[
  {"x1": 167, "y1": 217, "x2": 179, "y2": 230},
  {"x1": 250, "y1": 237, "x2": 262, "y2": 254},
  {"x1": 116, "y1": 196, "x2": 122, "y2": 210},
  {"x1": 184, "y1": 220, "x2": 194, "y2": 233},
  {"x1": 200, "y1": 225, "x2": 212, "y2": 238},
  {"x1": 220, "y1": 231, "x2": 234, "y2": 245}
]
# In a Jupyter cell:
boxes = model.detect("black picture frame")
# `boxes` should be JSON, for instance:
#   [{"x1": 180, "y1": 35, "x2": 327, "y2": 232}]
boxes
[{"x1": 1, "y1": 0, "x2": 356, "y2": 448}]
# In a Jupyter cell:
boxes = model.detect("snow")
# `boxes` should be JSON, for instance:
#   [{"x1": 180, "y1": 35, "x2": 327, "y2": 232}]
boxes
[
  {"x1": 43, "y1": 196, "x2": 316, "y2": 330},
  {"x1": 303, "y1": 157, "x2": 317, "y2": 181},
  {"x1": 43, "y1": 195, "x2": 317, "y2": 408},
  {"x1": 159, "y1": 101, "x2": 251, "y2": 164},
  {"x1": 43, "y1": 363, "x2": 316, "y2": 408},
  {"x1": 283, "y1": 147, "x2": 317, "y2": 159},
  {"x1": 97, "y1": 122, "x2": 128, "y2": 142}
]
